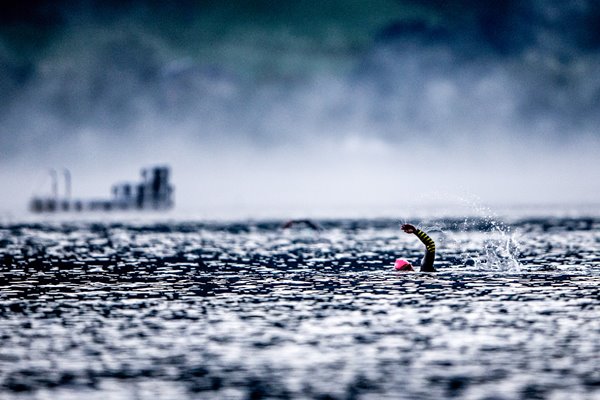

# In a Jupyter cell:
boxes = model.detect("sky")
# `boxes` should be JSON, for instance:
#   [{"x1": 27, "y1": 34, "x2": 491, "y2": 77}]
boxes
[{"x1": 1, "y1": 0, "x2": 599, "y2": 218}]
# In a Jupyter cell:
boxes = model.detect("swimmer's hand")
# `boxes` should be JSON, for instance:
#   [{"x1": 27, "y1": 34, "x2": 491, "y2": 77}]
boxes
[{"x1": 401, "y1": 224, "x2": 417, "y2": 234}]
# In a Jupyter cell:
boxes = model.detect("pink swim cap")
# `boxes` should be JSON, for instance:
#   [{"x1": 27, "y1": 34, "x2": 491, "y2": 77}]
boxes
[{"x1": 394, "y1": 259, "x2": 414, "y2": 271}]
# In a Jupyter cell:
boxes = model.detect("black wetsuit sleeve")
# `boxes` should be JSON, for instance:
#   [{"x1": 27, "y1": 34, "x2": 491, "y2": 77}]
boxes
[{"x1": 415, "y1": 229, "x2": 436, "y2": 272}]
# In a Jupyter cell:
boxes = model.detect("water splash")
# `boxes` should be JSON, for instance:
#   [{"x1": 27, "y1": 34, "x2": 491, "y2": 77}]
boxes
[
  {"x1": 455, "y1": 199, "x2": 522, "y2": 272},
  {"x1": 406, "y1": 193, "x2": 523, "y2": 272},
  {"x1": 471, "y1": 230, "x2": 522, "y2": 272}
]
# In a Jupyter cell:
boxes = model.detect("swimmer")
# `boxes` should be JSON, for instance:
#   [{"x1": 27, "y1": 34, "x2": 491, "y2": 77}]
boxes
[
  {"x1": 394, "y1": 224, "x2": 436, "y2": 272},
  {"x1": 281, "y1": 219, "x2": 321, "y2": 231}
]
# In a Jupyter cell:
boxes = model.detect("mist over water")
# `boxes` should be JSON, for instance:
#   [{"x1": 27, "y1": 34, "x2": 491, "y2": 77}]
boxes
[{"x1": 1, "y1": 1, "x2": 600, "y2": 215}]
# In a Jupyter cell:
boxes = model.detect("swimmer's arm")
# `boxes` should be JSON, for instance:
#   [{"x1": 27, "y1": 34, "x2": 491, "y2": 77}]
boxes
[
  {"x1": 401, "y1": 224, "x2": 436, "y2": 251},
  {"x1": 415, "y1": 229, "x2": 436, "y2": 272},
  {"x1": 402, "y1": 224, "x2": 436, "y2": 272},
  {"x1": 414, "y1": 229, "x2": 436, "y2": 253}
]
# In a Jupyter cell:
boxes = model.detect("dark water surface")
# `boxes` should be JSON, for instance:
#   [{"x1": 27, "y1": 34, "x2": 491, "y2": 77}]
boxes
[{"x1": 1, "y1": 217, "x2": 599, "y2": 399}]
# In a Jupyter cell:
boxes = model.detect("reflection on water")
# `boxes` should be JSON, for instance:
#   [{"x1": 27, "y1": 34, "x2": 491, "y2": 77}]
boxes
[{"x1": 1, "y1": 217, "x2": 599, "y2": 399}]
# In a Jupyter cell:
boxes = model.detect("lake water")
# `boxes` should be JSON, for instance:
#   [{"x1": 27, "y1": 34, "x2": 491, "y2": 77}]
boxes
[{"x1": 1, "y1": 215, "x2": 599, "y2": 399}]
